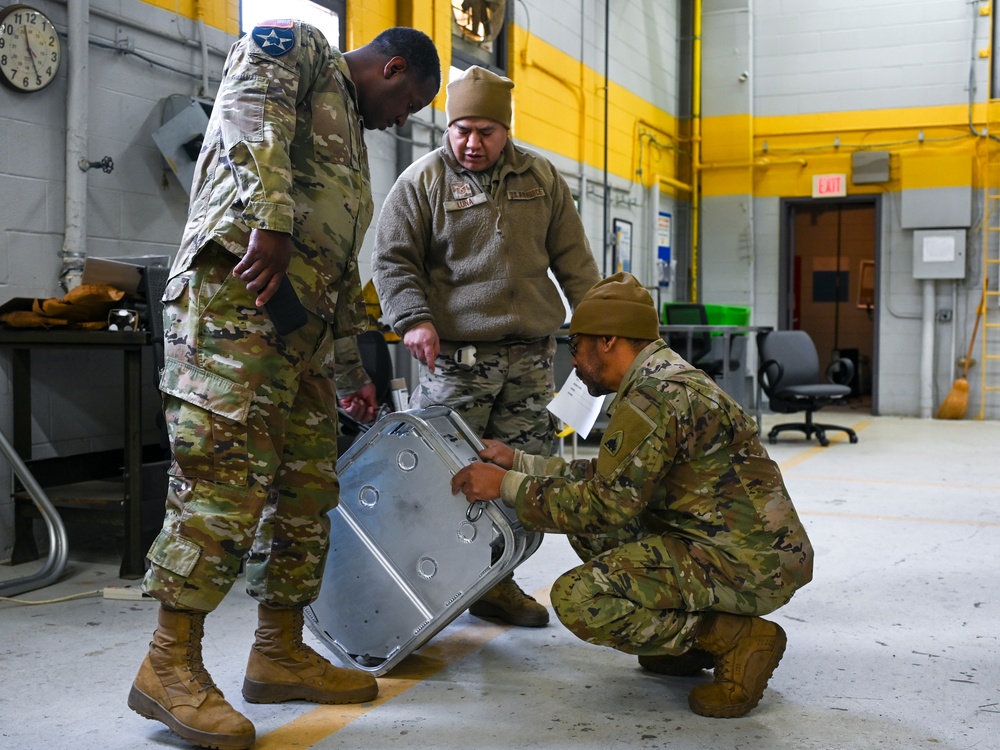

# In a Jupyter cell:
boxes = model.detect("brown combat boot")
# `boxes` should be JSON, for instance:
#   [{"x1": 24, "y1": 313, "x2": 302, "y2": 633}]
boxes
[
  {"x1": 242, "y1": 604, "x2": 378, "y2": 704},
  {"x1": 688, "y1": 612, "x2": 787, "y2": 718},
  {"x1": 468, "y1": 574, "x2": 550, "y2": 627},
  {"x1": 638, "y1": 649, "x2": 715, "y2": 677},
  {"x1": 128, "y1": 606, "x2": 255, "y2": 750}
]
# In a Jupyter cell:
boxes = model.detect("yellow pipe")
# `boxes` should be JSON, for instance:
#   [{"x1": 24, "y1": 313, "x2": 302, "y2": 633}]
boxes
[
  {"x1": 701, "y1": 157, "x2": 808, "y2": 170},
  {"x1": 520, "y1": 47, "x2": 587, "y2": 165},
  {"x1": 691, "y1": 0, "x2": 702, "y2": 302},
  {"x1": 658, "y1": 174, "x2": 693, "y2": 192}
]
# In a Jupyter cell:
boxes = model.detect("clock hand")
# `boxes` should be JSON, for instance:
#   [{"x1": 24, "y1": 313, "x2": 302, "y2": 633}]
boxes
[{"x1": 22, "y1": 26, "x2": 41, "y2": 79}]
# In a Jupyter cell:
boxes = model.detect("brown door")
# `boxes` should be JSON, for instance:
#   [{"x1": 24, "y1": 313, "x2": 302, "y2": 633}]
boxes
[{"x1": 785, "y1": 199, "x2": 878, "y2": 412}]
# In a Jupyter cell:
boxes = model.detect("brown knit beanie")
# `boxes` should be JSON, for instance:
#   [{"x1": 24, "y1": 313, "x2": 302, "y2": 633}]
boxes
[
  {"x1": 446, "y1": 66, "x2": 514, "y2": 128},
  {"x1": 569, "y1": 272, "x2": 660, "y2": 340}
]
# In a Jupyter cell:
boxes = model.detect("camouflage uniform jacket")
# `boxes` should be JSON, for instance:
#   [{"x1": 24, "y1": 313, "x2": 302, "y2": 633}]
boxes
[
  {"x1": 172, "y1": 21, "x2": 371, "y2": 392},
  {"x1": 500, "y1": 340, "x2": 814, "y2": 598},
  {"x1": 372, "y1": 135, "x2": 600, "y2": 342}
]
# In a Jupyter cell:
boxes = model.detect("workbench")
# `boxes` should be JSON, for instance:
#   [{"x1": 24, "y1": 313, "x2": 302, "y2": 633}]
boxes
[{"x1": 0, "y1": 329, "x2": 162, "y2": 579}]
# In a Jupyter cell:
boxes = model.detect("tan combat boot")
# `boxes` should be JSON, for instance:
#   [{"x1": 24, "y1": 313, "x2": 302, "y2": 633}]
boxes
[
  {"x1": 687, "y1": 612, "x2": 787, "y2": 718},
  {"x1": 128, "y1": 606, "x2": 256, "y2": 750},
  {"x1": 468, "y1": 573, "x2": 549, "y2": 627},
  {"x1": 638, "y1": 649, "x2": 715, "y2": 677},
  {"x1": 242, "y1": 604, "x2": 378, "y2": 704}
]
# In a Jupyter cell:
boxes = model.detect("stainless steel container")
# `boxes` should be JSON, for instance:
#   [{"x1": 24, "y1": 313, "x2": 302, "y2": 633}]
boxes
[{"x1": 305, "y1": 406, "x2": 542, "y2": 675}]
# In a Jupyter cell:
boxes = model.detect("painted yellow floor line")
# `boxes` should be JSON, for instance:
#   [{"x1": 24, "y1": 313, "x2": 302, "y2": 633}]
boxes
[
  {"x1": 256, "y1": 587, "x2": 552, "y2": 749},
  {"x1": 777, "y1": 420, "x2": 872, "y2": 471},
  {"x1": 800, "y1": 509, "x2": 1000, "y2": 528},
  {"x1": 787, "y1": 473, "x2": 1000, "y2": 492}
]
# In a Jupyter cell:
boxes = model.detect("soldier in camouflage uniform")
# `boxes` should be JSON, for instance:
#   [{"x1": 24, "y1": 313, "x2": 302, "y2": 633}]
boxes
[
  {"x1": 373, "y1": 66, "x2": 600, "y2": 627},
  {"x1": 452, "y1": 272, "x2": 813, "y2": 718},
  {"x1": 127, "y1": 22, "x2": 440, "y2": 750}
]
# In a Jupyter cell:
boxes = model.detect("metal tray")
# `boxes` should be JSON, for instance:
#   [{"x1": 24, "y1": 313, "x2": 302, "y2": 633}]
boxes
[{"x1": 305, "y1": 406, "x2": 541, "y2": 675}]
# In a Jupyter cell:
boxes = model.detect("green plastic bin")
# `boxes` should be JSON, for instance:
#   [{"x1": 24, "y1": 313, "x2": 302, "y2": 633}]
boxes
[
  {"x1": 662, "y1": 303, "x2": 751, "y2": 334},
  {"x1": 705, "y1": 304, "x2": 751, "y2": 328}
]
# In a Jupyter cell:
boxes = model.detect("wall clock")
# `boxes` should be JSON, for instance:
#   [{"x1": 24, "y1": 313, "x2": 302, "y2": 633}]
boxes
[{"x1": 0, "y1": 4, "x2": 62, "y2": 93}]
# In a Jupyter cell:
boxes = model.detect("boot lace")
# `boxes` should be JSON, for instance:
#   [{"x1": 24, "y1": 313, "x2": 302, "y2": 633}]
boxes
[{"x1": 186, "y1": 615, "x2": 218, "y2": 693}]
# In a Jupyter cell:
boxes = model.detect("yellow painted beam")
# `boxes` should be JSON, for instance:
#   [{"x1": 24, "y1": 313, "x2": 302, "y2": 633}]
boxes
[
  {"x1": 508, "y1": 24, "x2": 679, "y2": 188},
  {"x1": 140, "y1": 0, "x2": 240, "y2": 35},
  {"x1": 700, "y1": 103, "x2": 986, "y2": 198}
]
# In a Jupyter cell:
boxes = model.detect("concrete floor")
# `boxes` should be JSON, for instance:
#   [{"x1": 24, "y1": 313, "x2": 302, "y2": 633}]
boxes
[{"x1": 2, "y1": 411, "x2": 999, "y2": 750}]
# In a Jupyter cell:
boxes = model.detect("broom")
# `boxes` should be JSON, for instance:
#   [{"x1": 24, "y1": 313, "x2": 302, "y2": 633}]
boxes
[{"x1": 936, "y1": 292, "x2": 985, "y2": 420}]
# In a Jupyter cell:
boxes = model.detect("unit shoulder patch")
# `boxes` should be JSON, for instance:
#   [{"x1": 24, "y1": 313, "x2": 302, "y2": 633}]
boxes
[
  {"x1": 603, "y1": 430, "x2": 625, "y2": 456},
  {"x1": 251, "y1": 21, "x2": 296, "y2": 57},
  {"x1": 596, "y1": 399, "x2": 657, "y2": 481}
]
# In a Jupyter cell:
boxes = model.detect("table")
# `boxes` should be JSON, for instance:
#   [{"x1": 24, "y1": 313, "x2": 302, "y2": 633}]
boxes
[
  {"x1": 0, "y1": 329, "x2": 151, "y2": 578},
  {"x1": 659, "y1": 324, "x2": 772, "y2": 425}
]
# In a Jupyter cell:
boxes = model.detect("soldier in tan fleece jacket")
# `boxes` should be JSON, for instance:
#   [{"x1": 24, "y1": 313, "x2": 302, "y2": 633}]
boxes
[{"x1": 373, "y1": 65, "x2": 600, "y2": 627}]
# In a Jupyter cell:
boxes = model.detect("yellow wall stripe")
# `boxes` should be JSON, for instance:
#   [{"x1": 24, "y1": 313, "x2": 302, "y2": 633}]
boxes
[
  {"x1": 140, "y1": 4, "x2": 987, "y2": 202},
  {"x1": 140, "y1": 0, "x2": 240, "y2": 35}
]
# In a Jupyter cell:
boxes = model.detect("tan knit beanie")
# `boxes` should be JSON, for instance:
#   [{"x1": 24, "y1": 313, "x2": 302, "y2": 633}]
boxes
[
  {"x1": 446, "y1": 66, "x2": 514, "y2": 128},
  {"x1": 569, "y1": 272, "x2": 660, "y2": 340}
]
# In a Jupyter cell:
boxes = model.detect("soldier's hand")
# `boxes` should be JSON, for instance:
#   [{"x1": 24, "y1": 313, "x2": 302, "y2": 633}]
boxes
[
  {"x1": 236, "y1": 229, "x2": 293, "y2": 307},
  {"x1": 451, "y1": 462, "x2": 506, "y2": 503},
  {"x1": 402, "y1": 322, "x2": 440, "y2": 373},
  {"x1": 479, "y1": 439, "x2": 514, "y2": 470},
  {"x1": 339, "y1": 382, "x2": 379, "y2": 424}
]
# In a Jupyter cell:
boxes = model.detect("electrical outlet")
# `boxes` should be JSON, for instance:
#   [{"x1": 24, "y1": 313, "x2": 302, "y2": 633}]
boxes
[{"x1": 102, "y1": 587, "x2": 152, "y2": 601}]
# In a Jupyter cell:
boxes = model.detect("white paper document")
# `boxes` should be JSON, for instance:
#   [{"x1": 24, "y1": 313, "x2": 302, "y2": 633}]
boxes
[{"x1": 547, "y1": 369, "x2": 608, "y2": 439}]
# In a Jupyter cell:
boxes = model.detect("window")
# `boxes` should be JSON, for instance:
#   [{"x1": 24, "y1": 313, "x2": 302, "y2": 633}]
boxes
[
  {"x1": 241, "y1": 0, "x2": 345, "y2": 49},
  {"x1": 450, "y1": 0, "x2": 509, "y2": 73}
]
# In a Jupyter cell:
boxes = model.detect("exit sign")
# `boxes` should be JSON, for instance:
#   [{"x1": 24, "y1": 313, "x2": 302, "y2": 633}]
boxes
[{"x1": 813, "y1": 173, "x2": 847, "y2": 197}]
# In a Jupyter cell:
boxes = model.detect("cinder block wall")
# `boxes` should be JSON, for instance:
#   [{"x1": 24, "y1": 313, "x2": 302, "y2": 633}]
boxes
[
  {"x1": 699, "y1": 0, "x2": 993, "y2": 418},
  {"x1": 0, "y1": 0, "x2": 684, "y2": 561}
]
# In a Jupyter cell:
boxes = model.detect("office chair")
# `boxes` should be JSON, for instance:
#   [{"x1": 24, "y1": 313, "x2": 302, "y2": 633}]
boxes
[
  {"x1": 337, "y1": 330, "x2": 397, "y2": 455},
  {"x1": 663, "y1": 303, "x2": 737, "y2": 378},
  {"x1": 757, "y1": 330, "x2": 858, "y2": 447}
]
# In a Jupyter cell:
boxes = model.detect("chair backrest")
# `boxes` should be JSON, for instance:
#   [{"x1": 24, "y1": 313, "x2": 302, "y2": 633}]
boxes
[
  {"x1": 757, "y1": 330, "x2": 821, "y2": 391},
  {"x1": 356, "y1": 329, "x2": 394, "y2": 405},
  {"x1": 663, "y1": 303, "x2": 712, "y2": 363}
]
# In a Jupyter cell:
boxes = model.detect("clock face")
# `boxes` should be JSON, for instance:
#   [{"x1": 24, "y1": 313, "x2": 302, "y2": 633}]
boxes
[{"x1": 0, "y1": 4, "x2": 61, "y2": 93}]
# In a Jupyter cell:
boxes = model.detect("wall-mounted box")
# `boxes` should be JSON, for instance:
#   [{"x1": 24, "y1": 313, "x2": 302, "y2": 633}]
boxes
[
  {"x1": 912, "y1": 229, "x2": 966, "y2": 279},
  {"x1": 151, "y1": 97, "x2": 213, "y2": 194},
  {"x1": 852, "y1": 151, "x2": 890, "y2": 184}
]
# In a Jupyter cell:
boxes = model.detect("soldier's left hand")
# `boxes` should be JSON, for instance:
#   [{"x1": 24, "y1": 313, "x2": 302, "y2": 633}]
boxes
[{"x1": 451, "y1": 462, "x2": 506, "y2": 503}]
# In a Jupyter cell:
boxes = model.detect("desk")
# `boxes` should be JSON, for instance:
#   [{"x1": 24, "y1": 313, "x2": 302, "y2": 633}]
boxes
[
  {"x1": 659, "y1": 324, "x2": 772, "y2": 425},
  {"x1": 0, "y1": 329, "x2": 150, "y2": 578}
]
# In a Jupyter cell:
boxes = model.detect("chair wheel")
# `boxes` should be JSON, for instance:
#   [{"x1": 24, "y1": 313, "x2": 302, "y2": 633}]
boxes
[
  {"x1": 768, "y1": 435, "x2": 777, "y2": 444},
  {"x1": 849, "y1": 435, "x2": 859, "y2": 443},
  {"x1": 818, "y1": 436, "x2": 830, "y2": 447}
]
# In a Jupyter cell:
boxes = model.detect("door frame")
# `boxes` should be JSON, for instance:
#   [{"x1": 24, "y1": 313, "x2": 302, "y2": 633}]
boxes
[{"x1": 778, "y1": 194, "x2": 882, "y2": 415}]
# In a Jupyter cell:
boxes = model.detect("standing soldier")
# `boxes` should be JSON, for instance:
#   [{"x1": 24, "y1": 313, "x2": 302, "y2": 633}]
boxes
[
  {"x1": 128, "y1": 22, "x2": 441, "y2": 750},
  {"x1": 373, "y1": 66, "x2": 601, "y2": 627}
]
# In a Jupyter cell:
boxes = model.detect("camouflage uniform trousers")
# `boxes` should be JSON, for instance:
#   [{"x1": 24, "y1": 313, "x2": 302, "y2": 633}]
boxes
[
  {"x1": 550, "y1": 518, "x2": 794, "y2": 657},
  {"x1": 142, "y1": 245, "x2": 342, "y2": 613},
  {"x1": 409, "y1": 336, "x2": 558, "y2": 455}
]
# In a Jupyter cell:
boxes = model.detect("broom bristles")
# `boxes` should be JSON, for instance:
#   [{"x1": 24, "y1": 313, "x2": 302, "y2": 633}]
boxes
[{"x1": 936, "y1": 377, "x2": 969, "y2": 420}]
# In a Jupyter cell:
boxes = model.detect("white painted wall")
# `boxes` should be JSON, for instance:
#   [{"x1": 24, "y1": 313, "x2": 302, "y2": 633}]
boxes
[{"x1": 753, "y1": 0, "x2": 989, "y2": 115}]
